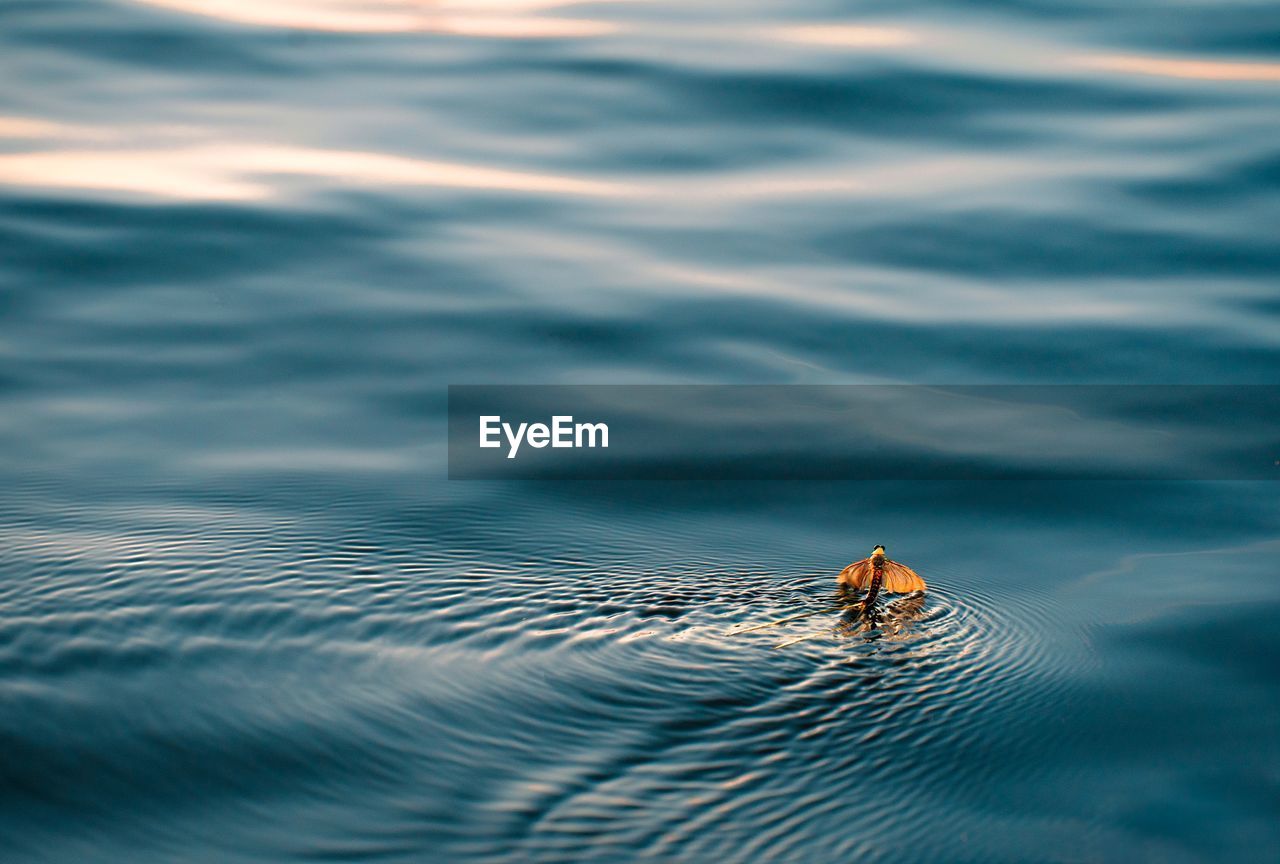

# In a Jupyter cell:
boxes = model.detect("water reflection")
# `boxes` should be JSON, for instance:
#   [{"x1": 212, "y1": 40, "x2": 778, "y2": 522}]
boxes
[
  {"x1": 1082, "y1": 54, "x2": 1280, "y2": 83},
  {"x1": 131, "y1": 0, "x2": 619, "y2": 38},
  {"x1": 4, "y1": 0, "x2": 1280, "y2": 858},
  {"x1": 772, "y1": 25, "x2": 917, "y2": 49},
  {"x1": 0, "y1": 137, "x2": 627, "y2": 200},
  {"x1": 0, "y1": 116, "x2": 71, "y2": 138},
  {"x1": 833, "y1": 585, "x2": 929, "y2": 639},
  {"x1": 764, "y1": 587, "x2": 929, "y2": 648}
]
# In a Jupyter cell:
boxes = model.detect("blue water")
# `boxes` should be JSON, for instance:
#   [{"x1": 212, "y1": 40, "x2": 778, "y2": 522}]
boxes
[{"x1": 2, "y1": 1, "x2": 1279, "y2": 861}]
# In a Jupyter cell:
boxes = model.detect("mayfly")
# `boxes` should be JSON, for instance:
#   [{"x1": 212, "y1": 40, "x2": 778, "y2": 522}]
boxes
[
  {"x1": 837, "y1": 544, "x2": 927, "y2": 614},
  {"x1": 730, "y1": 545, "x2": 927, "y2": 641}
]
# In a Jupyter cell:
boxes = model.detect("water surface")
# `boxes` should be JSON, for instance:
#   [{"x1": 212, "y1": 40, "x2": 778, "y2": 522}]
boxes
[{"x1": 2, "y1": 1, "x2": 1279, "y2": 861}]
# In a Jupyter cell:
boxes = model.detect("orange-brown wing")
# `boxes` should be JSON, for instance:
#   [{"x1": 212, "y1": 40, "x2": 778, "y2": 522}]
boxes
[
  {"x1": 838, "y1": 558, "x2": 873, "y2": 589},
  {"x1": 882, "y1": 560, "x2": 927, "y2": 593}
]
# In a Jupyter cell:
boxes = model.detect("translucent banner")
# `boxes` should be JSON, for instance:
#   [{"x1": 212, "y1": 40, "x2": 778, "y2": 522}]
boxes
[{"x1": 448, "y1": 385, "x2": 1280, "y2": 480}]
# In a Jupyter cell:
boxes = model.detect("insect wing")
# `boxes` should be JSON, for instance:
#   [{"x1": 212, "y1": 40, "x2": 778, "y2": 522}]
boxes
[
  {"x1": 882, "y1": 560, "x2": 927, "y2": 593},
  {"x1": 838, "y1": 558, "x2": 873, "y2": 588}
]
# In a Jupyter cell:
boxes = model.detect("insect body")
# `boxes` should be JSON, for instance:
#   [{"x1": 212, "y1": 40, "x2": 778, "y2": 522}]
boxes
[
  {"x1": 729, "y1": 544, "x2": 928, "y2": 642},
  {"x1": 838, "y1": 544, "x2": 926, "y2": 615}
]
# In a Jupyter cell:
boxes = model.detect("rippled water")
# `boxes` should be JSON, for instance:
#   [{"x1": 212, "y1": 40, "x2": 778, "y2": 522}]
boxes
[{"x1": 3, "y1": 1, "x2": 1279, "y2": 861}]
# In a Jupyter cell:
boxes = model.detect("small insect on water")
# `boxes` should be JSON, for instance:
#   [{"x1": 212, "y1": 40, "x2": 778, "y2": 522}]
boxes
[
  {"x1": 730, "y1": 545, "x2": 927, "y2": 645},
  {"x1": 837, "y1": 544, "x2": 927, "y2": 615}
]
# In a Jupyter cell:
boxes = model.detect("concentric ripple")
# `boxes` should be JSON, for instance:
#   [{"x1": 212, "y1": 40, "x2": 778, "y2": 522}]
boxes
[
  {"x1": 451, "y1": 563, "x2": 1092, "y2": 864},
  {"x1": 0, "y1": 496, "x2": 1098, "y2": 864}
]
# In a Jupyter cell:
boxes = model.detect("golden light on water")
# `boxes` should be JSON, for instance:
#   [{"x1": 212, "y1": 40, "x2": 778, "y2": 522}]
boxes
[
  {"x1": 131, "y1": 0, "x2": 617, "y2": 38},
  {"x1": 0, "y1": 138, "x2": 628, "y2": 200},
  {"x1": 1082, "y1": 54, "x2": 1280, "y2": 82},
  {"x1": 772, "y1": 25, "x2": 917, "y2": 49},
  {"x1": 0, "y1": 116, "x2": 70, "y2": 138}
]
